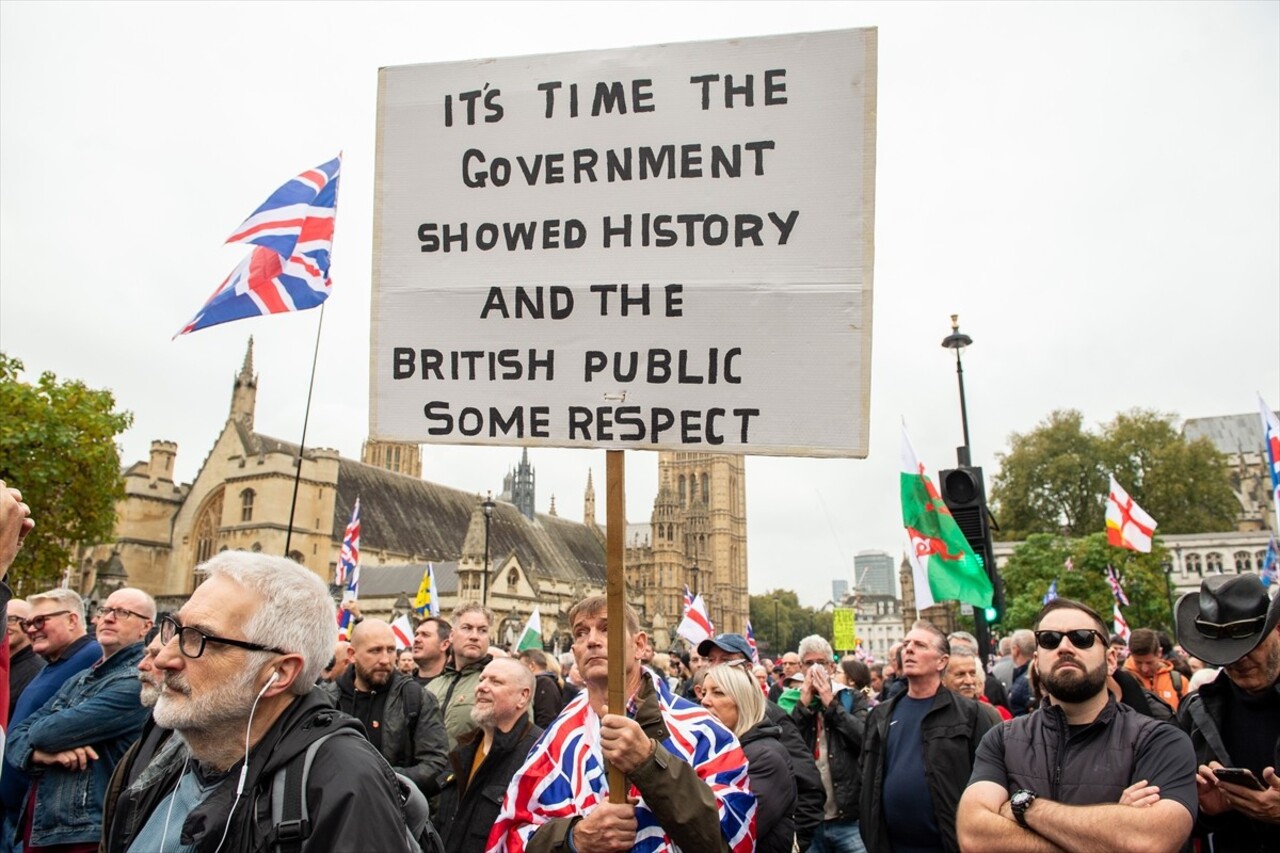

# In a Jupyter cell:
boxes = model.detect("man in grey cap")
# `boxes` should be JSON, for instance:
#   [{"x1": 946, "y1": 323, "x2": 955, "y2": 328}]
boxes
[
  {"x1": 1176, "y1": 573, "x2": 1280, "y2": 853},
  {"x1": 699, "y1": 632, "x2": 827, "y2": 849}
]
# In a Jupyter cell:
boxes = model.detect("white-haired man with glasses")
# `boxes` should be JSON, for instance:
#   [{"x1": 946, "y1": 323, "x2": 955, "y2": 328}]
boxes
[
  {"x1": 7, "y1": 587, "x2": 154, "y2": 850},
  {"x1": 100, "y1": 551, "x2": 414, "y2": 853},
  {"x1": 958, "y1": 598, "x2": 1198, "y2": 853}
]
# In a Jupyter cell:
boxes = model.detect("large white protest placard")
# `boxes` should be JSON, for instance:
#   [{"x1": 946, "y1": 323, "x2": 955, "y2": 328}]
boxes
[{"x1": 371, "y1": 28, "x2": 876, "y2": 457}]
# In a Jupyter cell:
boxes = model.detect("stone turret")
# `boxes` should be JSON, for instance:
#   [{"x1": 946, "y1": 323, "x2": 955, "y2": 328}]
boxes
[
  {"x1": 148, "y1": 441, "x2": 177, "y2": 482},
  {"x1": 230, "y1": 337, "x2": 257, "y2": 428},
  {"x1": 584, "y1": 468, "x2": 596, "y2": 525}
]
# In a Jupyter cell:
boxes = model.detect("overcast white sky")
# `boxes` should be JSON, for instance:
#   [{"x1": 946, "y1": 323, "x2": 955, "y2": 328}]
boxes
[{"x1": 2, "y1": 1, "x2": 1277, "y2": 607}]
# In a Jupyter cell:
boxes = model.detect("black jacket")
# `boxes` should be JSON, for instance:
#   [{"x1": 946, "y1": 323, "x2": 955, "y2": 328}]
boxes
[
  {"x1": 740, "y1": 721, "x2": 797, "y2": 853},
  {"x1": 7, "y1": 645, "x2": 45, "y2": 719},
  {"x1": 319, "y1": 667, "x2": 449, "y2": 795},
  {"x1": 859, "y1": 686, "x2": 992, "y2": 853},
  {"x1": 435, "y1": 716, "x2": 542, "y2": 853},
  {"x1": 1178, "y1": 671, "x2": 1280, "y2": 853},
  {"x1": 790, "y1": 687, "x2": 870, "y2": 821},
  {"x1": 530, "y1": 671, "x2": 562, "y2": 728},
  {"x1": 764, "y1": 699, "x2": 826, "y2": 849},
  {"x1": 102, "y1": 688, "x2": 413, "y2": 853}
]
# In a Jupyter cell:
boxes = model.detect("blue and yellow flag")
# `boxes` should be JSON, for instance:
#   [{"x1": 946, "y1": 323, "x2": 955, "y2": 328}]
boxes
[{"x1": 414, "y1": 562, "x2": 438, "y2": 617}]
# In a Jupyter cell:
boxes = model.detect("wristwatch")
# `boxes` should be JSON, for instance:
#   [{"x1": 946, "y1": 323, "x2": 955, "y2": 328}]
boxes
[{"x1": 1010, "y1": 789, "x2": 1038, "y2": 828}]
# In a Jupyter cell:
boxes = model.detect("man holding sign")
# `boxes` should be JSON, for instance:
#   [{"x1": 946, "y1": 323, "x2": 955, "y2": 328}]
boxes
[{"x1": 488, "y1": 596, "x2": 755, "y2": 852}]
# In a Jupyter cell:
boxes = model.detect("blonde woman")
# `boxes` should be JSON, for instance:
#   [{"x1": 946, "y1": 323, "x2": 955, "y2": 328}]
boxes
[{"x1": 702, "y1": 663, "x2": 798, "y2": 853}]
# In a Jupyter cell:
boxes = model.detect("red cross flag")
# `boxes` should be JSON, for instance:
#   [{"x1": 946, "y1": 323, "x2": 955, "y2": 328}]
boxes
[{"x1": 1106, "y1": 475, "x2": 1158, "y2": 553}]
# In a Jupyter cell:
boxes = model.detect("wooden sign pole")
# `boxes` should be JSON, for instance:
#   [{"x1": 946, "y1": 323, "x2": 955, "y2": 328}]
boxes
[{"x1": 605, "y1": 449, "x2": 627, "y2": 802}]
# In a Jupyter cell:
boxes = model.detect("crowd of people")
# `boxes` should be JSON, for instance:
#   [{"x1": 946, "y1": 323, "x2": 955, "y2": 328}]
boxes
[{"x1": 0, "y1": 480, "x2": 1277, "y2": 852}]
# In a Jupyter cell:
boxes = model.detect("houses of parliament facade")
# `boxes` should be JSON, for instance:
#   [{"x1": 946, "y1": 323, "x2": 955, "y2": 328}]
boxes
[{"x1": 81, "y1": 340, "x2": 749, "y2": 647}]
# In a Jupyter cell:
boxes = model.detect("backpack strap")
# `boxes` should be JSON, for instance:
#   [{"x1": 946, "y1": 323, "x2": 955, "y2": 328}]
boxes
[
  {"x1": 268, "y1": 729, "x2": 361, "y2": 853},
  {"x1": 1184, "y1": 693, "x2": 1233, "y2": 767},
  {"x1": 1170, "y1": 670, "x2": 1183, "y2": 694},
  {"x1": 403, "y1": 680, "x2": 423, "y2": 733}
]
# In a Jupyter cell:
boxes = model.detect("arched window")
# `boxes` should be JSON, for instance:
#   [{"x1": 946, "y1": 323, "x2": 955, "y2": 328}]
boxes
[
  {"x1": 1234, "y1": 551, "x2": 1252, "y2": 573},
  {"x1": 1185, "y1": 553, "x2": 1203, "y2": 575},
  {"x1": 1205, "y1": 552, "x2": 1224, "y2": 574},
  {"x1": 508, "y1": 567, "x2": 519, "y2": 592},
  {"x1": 678, "y1": 476, "x2": 686, "y2": 506},
  {"x1": 240, "y1": 488, "x2": 255, "y2": 522},
  {"x1": 193, "y1": 488, "x2": 225, "y2": 567},
  {"x1": 701, "y1": 473, "x2": 709, "y2": 502},
  {"x1": 251, "y1": 542, "x2": 262, "y2": 553},
  {"x1": 288, "y1": 550, "x2": 305, "y2": 564}
]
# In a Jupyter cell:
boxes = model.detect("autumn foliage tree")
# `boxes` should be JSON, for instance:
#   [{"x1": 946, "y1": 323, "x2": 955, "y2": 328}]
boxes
[{"x1": 0, "y1": 354, "x2": 132, "y2": 593}]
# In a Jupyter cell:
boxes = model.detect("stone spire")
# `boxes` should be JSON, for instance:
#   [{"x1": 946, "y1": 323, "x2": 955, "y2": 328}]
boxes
[
  {"x1": 584, "y1": 468, "x2": 596, "y2": 525},
  {"x1": 229, "y1": 337, "x2": 258, "y2": 429}
]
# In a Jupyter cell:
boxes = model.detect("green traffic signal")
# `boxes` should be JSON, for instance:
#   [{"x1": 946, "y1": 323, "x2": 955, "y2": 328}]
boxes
[{"x1": 984, "y1": 606, "x2": 999, "y2": 622}]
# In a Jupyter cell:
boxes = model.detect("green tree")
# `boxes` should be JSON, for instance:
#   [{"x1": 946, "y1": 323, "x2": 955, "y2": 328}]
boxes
[
  {"x1": 749, "y1": 589, "x2": 834, "y2": 657},
  {"x1": 990, "y1": 408, "x2": 1237, "y2": 541},
  {"x1": 0, "y1": 354, "x2": 132, "y2": 593},
  {"x1": 999, "y1": 532, "x2": 1174, "y2": 633}
]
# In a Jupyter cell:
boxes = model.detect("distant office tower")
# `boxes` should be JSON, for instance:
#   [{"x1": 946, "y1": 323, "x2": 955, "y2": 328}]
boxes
[
  {"x1": 832, "y1": 579, "x2": 849, "y2": 603},
  {"x1": 854, "y1": 550, "x2": 897, "y2": 598}
]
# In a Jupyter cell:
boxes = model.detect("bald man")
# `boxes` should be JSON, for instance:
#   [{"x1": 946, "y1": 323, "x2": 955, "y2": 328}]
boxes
[{"x1": 319, "y1": 618, "x2": 449, "y2": 795}]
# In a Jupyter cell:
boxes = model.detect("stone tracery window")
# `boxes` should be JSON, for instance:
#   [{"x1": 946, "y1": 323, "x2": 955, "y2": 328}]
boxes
[
  {"x1": 240, "y1": 488, "x2": 255, "y2": 522},
  {"x1": 193, "y1": 488, "x2": 225, "y2": 567}
]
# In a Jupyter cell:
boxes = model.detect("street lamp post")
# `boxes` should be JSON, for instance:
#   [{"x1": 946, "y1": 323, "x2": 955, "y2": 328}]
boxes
[
  {"x1": 774, "y1": 596, "x2": 781, "y2": 652},
  {"x1": 941, "y1": 314, "x2": 974, "y2": 467},
  {"x1": 481, "y1": 491, "x2": 495, "y2": 606}
]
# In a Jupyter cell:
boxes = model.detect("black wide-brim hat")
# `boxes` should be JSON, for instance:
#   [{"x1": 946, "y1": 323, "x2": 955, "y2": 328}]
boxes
[{"x1": 1175, "y1": 573, "x2": 1280, "y2": 666}]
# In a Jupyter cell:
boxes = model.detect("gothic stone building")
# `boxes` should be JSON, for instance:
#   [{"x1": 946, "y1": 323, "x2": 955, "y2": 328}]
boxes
[{"x1": 81, "y1": 341, "x2": 750, "y2": 645}]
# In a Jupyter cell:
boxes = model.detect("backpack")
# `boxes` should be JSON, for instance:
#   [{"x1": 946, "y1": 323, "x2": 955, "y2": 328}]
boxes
[
  {"x1": 1140, "y1": 689, "x2": 1176, "y2": 722},
  {"x1": 268, "y1": 728, "x2": 444, "y2": 853}
]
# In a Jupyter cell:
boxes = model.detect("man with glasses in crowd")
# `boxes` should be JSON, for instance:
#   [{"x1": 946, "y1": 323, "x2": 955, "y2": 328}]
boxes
[
  {"x1": 5, "y1": 599, "x2": 44, "y2": 719},
  {"x1": 0, "y1": 588, "x2": 103, "y2": 849},
  {"x1": 101, "y1": 550, "x2": 413, "y2": 853},
  {"x1": 7, "y1": 587, "x2": 155, "y2": 851},
  {"x1": 957, "y1": 598, "x2": 1197, "y2": 852}
]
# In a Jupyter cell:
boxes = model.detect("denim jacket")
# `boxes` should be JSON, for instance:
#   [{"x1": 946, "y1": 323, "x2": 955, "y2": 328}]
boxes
[{"x1": 6, "y1": 641, "x2": 148, "y2": 847}]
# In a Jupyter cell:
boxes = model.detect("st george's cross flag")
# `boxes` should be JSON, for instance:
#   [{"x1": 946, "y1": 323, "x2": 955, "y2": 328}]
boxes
[
  {"x1": 1106, "y1": 475, "x2": 1157, "y2": 553},
  {"x1": 677, "y1": 587, "x2": 714, "y2": 646},
  {"x1": 486, "y1": 669, "x2": 756, "y2": 853},
  {"x1": 177, "y1": 155, "x2": 341, "y2": 337},
  {"x1": 901, "y1": 425, "x2": 993, "y2": 610},
  {"x1": 390, "y1": 614, "x2": 414, "y2": 650},
  {"x1": 1113, "y1": 602, "x2": 1130, "y2": 643}
]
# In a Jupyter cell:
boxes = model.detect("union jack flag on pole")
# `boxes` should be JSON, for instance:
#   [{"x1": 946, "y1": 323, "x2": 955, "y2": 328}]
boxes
[
  {"x1": 1105, "y1": 564, "x2": 1130, "y2": 607},
  {"x1": 744, "y1": 619, "x2": 760, "y2": 664},
  {"x1": 336, "y1": 498, "x2": 360, "y2": 639},
  {"x1": 1259, "y1": 394, "x2": 1280, "y2": 534},
  {"x1": 177, "y1": 155, "x2": 341, "y2": 337}
]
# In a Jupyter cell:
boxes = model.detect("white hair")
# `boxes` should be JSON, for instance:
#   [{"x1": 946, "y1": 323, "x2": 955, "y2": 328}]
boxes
[
  {"x1": 797, "y1": 634, "x2": 834, "y2": 662},
  {"x1": 196, "y1": 551, "x2": 336, "y2": 694}
]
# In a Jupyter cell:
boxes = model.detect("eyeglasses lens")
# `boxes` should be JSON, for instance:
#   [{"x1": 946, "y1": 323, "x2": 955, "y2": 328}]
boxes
[{"x1": 1036, "y1": 629, "x2": 1099, "y2": 650}]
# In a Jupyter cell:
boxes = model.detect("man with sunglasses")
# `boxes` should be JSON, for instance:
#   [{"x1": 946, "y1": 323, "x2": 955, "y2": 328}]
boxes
[
  {"x1": 101, "y1": 551, "x2": 414, "y2": 853},
  {"x1": 957, "y1": 598, "x2": 1197, "y2": 853},
  {"x1": 7, "y1": 587, "x2": 154, "y2": 851},
  {"x1": 1174, "y1": 573, "x2": 1280, "y2": 852}
]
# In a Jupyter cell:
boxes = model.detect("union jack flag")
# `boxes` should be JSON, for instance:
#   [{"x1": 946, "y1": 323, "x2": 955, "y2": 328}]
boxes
[
  {"x1": 487, "y1": 669, "x2": 755, "y2": 853},
  {"x1": 1105, "y1": 564, "x2": 1130, "y2": 607},
  {"x1": 177, "y1": 155, "x2": 341, "y2": 337},
  {"x1": 743, "y1": 620, "x2": 759, "y2": 664},
  {"x1": 336, "y1": 498, "x2": 360, "y2": 639},
  {"x1": 1259, "y1": 394, "x2": 1280, "y2": 534}
]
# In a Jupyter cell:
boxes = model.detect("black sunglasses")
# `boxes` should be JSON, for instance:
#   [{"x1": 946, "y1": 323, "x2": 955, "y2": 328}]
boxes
[
  {"x1": 1035, "y1": 629, "x2": 1107, "y2": 651},
  {"x1": 159, "y1": 615, "x2": 288, "y2": 660},
  {"x1": 1194, "y1": 614, "x2": 1265, "y2": 640}
]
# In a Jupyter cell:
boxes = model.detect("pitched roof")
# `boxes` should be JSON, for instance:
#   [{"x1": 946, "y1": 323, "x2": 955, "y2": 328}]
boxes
[
  {"x1": 357, "y1": 562, "x2": 459, "y2": 597},
  {"x1": 1184, "y1": 412, "x2": 1274, "y2": 456}
]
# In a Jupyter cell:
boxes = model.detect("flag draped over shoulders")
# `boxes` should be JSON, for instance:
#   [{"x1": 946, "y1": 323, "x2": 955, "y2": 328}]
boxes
[{"x1": 487, "y1": 669, "x2": 755, "y2": 853}]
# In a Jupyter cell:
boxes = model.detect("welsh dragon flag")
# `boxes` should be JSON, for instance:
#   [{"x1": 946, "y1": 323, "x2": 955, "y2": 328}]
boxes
[
  {"x1": 901, "y1": 425, "x2": 993, "y2": 610},
  {"x1": 516, "y1": 607, "x2": 542, "y2": 652}
]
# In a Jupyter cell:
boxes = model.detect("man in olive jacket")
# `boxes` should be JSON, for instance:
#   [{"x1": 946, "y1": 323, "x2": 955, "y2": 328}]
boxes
[
  {"x1": 429, "y1": 602, "x2": 497, "y2": 749},
  {"x1": 320, "y1": 618, "x2": 449, "y2": 795},
  {"x1": 435, "y1": 657, "x2": 542, "y2": 853}
]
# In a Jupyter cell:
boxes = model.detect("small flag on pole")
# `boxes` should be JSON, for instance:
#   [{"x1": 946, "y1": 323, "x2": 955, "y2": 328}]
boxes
[
  {"x1": 900, "y1": 425, "x2": 993, "y2": 609},
  {"x1": 516, "y1": 608, "x2": 542, "y2": 652},
  {"x1": 390, "y1": 614, "x2": 414, "y2": 650},
  {"x1": 1063, "y1": 556, "x2": 1074, "y2": 572},
  {"x1": 1259, "y1": 394, "x2": 1280, "y2": 534},
  {"x1": 744, "y1": 620, "x2": 760, "y2": 664},
  {"x1": 177, "y1": 155, "x2": 341, "y2": 337},
  {"x1": 336, "y1": 499, "x2": 360, "y2": 640},
  {"x1": 413, "y1": 563, "x2": 439, "y2": 618},
  {"x1": 677, "y1": 588, "x2": 714, "y2": 646},
  {"x1": 1113, "y1": 602, "x2": 1130, "y2": 643},
  {"x1": 1261, "y1": 535, "x2": 1278, "y2": 588},
  {"x1": 1105, "y1": 564, "x2": 1131, "y2": 606},
  {"x1": 1106, "y1": 475, "x2": 1158, "y2": 553},
  {"x1": 1042, "y1": 579, "x2": 1059, "y2": 605}
]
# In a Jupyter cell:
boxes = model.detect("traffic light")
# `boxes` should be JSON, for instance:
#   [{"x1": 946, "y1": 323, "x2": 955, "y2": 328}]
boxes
[{"x1": 939, "y1": 465, "x2": 1005, "y2": 622}]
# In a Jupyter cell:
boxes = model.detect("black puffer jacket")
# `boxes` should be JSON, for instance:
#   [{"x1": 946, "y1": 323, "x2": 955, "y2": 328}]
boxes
[
  {"x1": 739, "y1": 721, "x2": 797, "y2": 853},
  {"x1": 434, "y1": 716, "x2": 542, "y2": 853},
  {"x1": 790, "y1": 687, "x2": 870, "y2": 820}
]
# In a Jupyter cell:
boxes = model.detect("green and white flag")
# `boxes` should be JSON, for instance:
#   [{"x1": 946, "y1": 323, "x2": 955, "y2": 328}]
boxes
[
  {"x1": 901, "y1": 425, "x2": 994, "y2": 610},
  {"x1": 516, "y1": 607, "x2": 543, "y2": 652}
]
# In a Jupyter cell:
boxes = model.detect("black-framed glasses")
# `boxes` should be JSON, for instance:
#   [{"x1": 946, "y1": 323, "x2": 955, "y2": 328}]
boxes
[
  {"x1": 21, "y1": 610, "x2": 71, "y2": 633},
  {"x1": 1035, "y1": 629, "x2": 1107, "y2": 651},
  {"x1": 97, "y1": 606, "x2": 150, "y2": 622},
  {"x1": 1194, "y1": 614, "x2": 1266, "y2": 640},
  {"x1": 159, "y1": 615, "x2": 288, "y2": 659}
]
